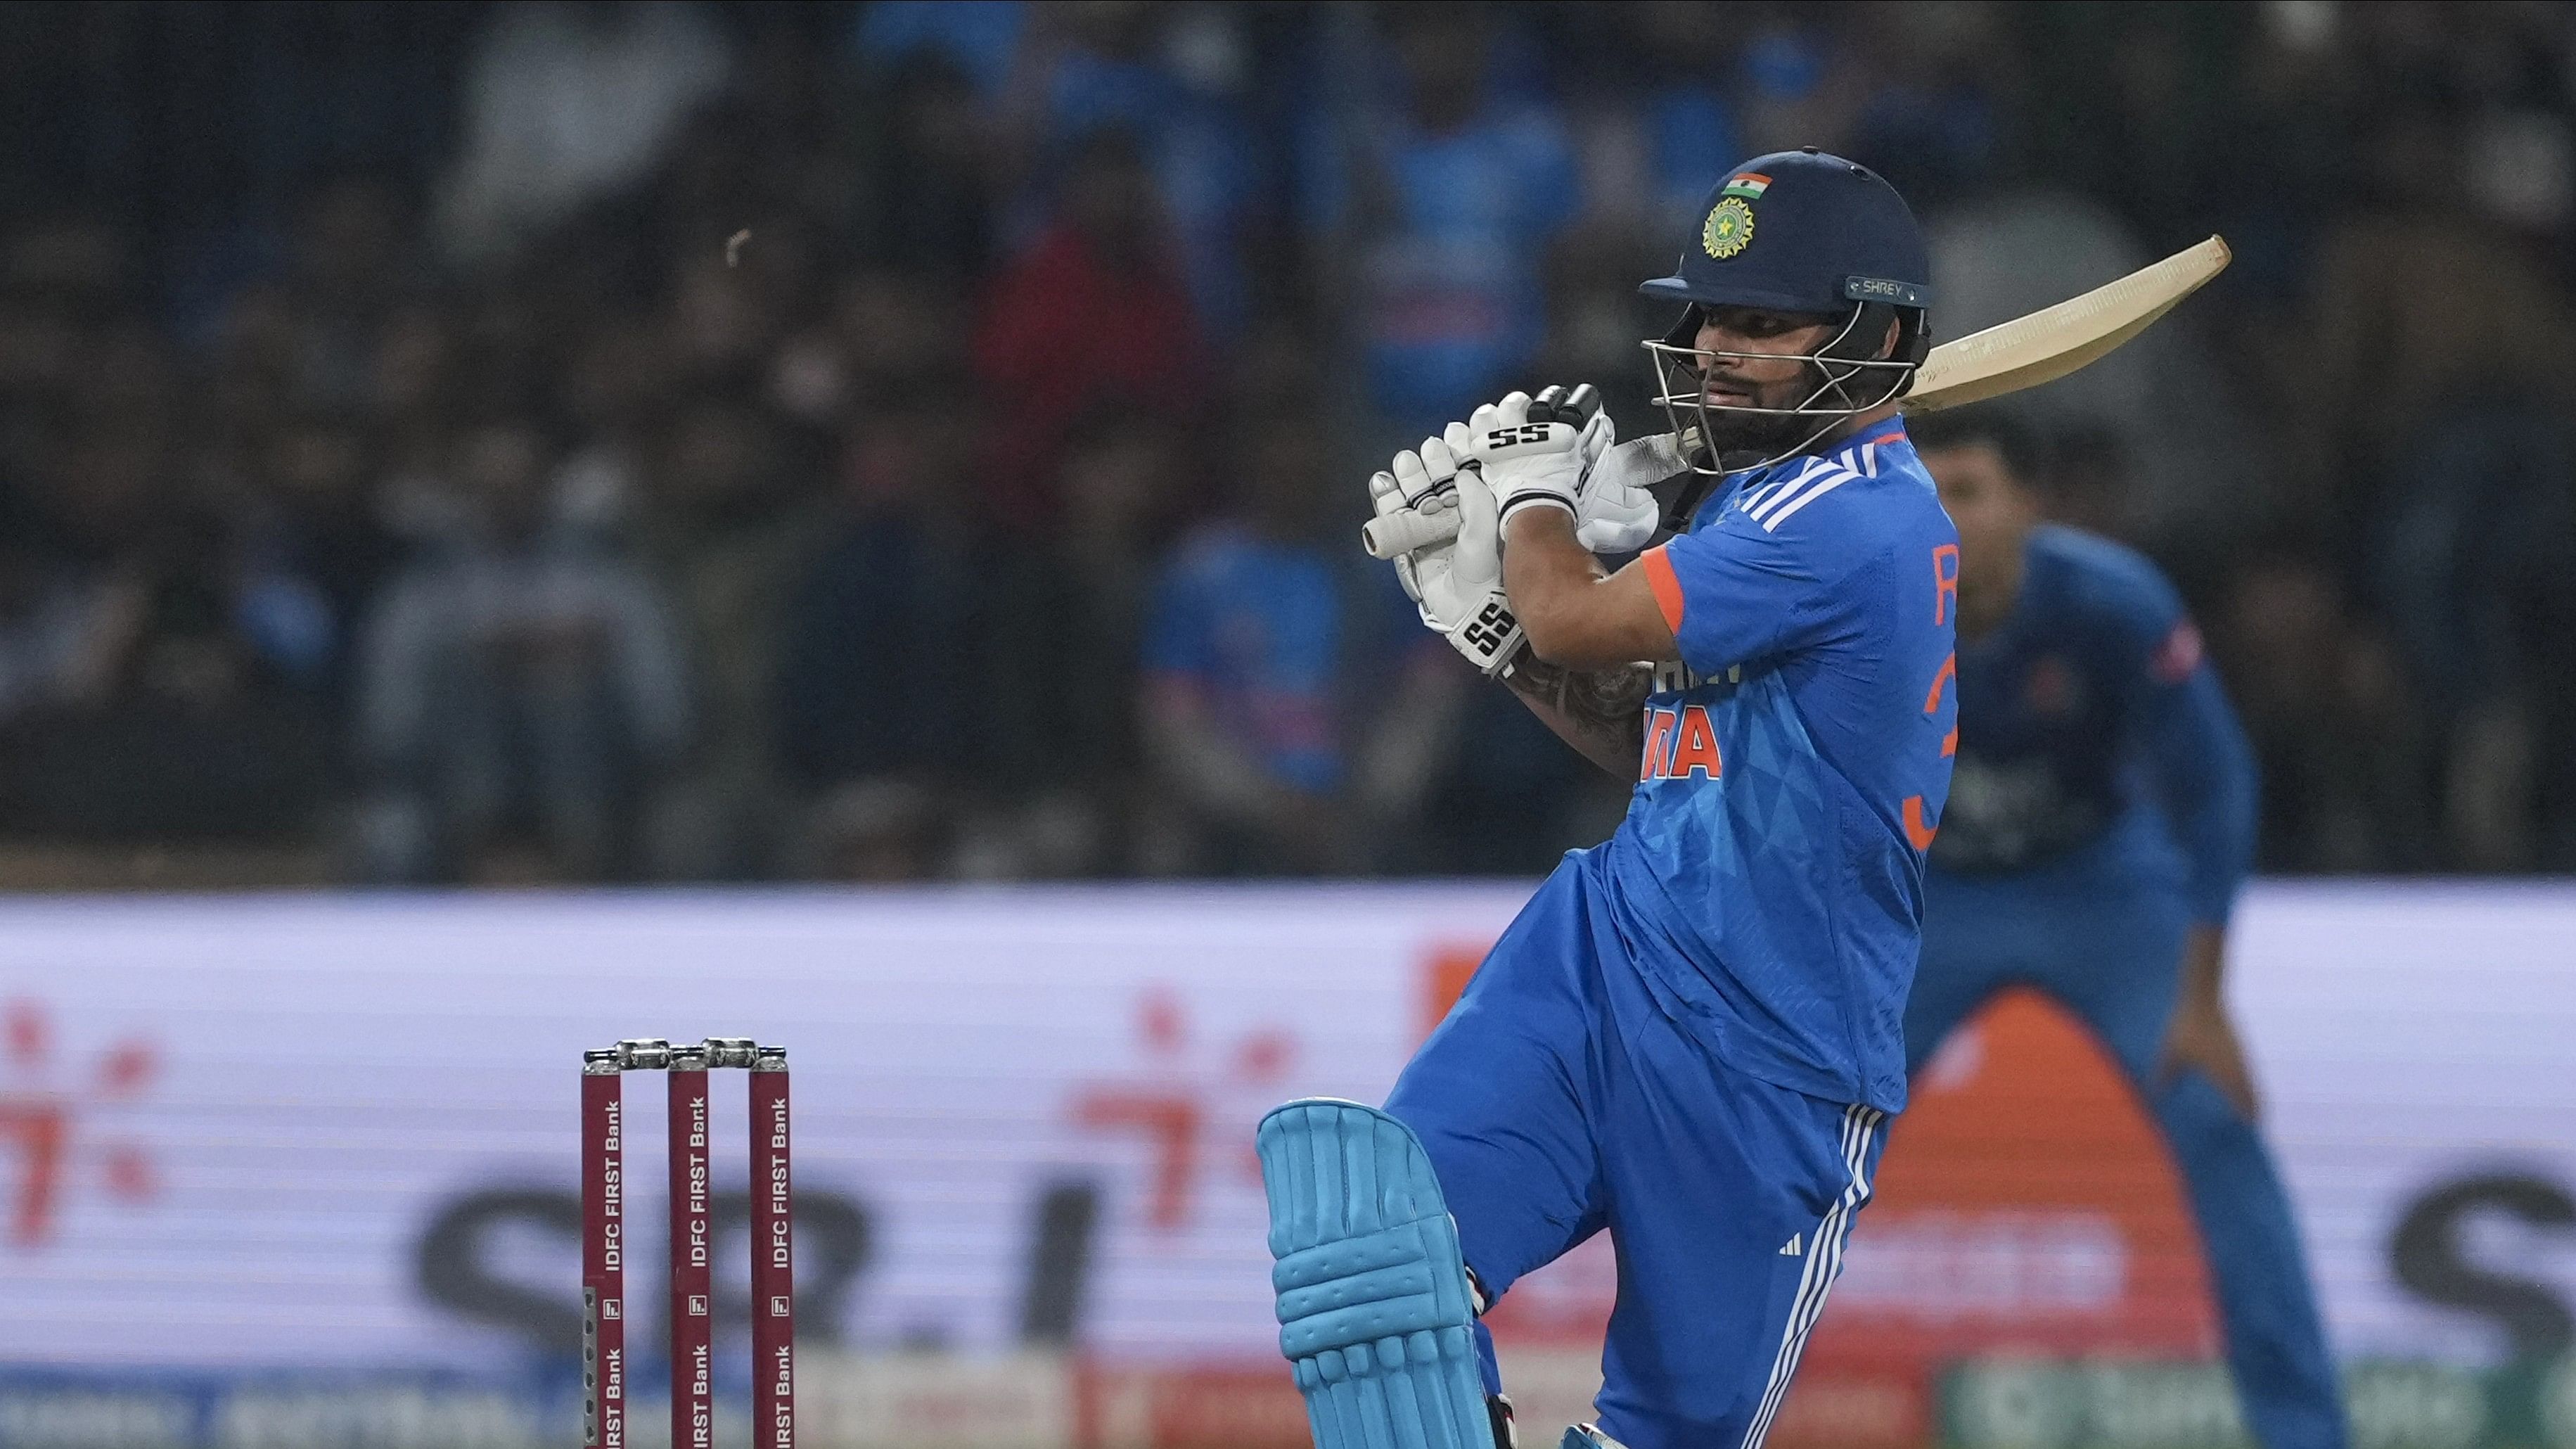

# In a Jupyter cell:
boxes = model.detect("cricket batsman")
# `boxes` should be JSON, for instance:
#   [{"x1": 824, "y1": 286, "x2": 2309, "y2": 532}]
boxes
[
  {"x1": 1257, "y1": 151, "x2": 1961, "y2": 1449},
  {"x1": 1903, "y1": 407, "x2": 2347, "y2": 1449}
]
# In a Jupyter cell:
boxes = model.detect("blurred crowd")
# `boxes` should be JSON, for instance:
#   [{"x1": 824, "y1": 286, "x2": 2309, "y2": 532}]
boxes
[{"x1": 1, "y1": 0, "x2": 2572, "y2": 883}]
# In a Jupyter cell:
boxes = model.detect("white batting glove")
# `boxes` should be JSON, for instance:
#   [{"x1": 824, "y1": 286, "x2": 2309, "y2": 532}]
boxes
[
  {"x1": 1364, "y1": 386, "x2": 1668, "y2": 560},
  {"x1": 1468, "y1": 389, "x2": 1587, "y2": 526},
  {"x1": 1573, "y1": 411, "x2": 1662, "y2": 555},
  {"x1": 1365, "y1": 428, "x2": 1525, "y2": 677},
  {"x1": 1366, "y1": 430, "x2": 1459, "y2": 599}
]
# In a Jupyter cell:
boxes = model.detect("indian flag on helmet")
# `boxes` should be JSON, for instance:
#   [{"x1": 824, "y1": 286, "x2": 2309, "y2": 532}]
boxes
[{"x1": 1721, "y1": 173, "x2": 1773, "y2": 200}]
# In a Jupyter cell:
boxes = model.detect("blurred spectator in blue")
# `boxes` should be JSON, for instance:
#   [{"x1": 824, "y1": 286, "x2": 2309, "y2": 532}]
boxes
[
  {"x1": 845, "y1": 0, "x2": 1017, "y2": 288},
  {"x1": 852, "y1": 0, "x2": 1027, "y2": 101},
  {"x1": 973, "y1": 126, "x2": 1206, "y2": 525},
  {"x1": 436, "y1": 1, "x2": 734, "y2": 269},
  {"x1": 781, "y1": 381, "x2": 1145, "y2": 881},
  {"x1": 1136, "y1": 406, "x2": 1428, "y2": 875},
  {"x1": 353, "y1": 419, "x2": 690, "y2": 883},
  {"x1": 1586, "y1": 2, "x2": 1745, "y2": 234},
  {"x1": 776, "y1": 385, "x2": 985, "y2": 878},
  {"x1": 1844, "y1": 3, "x2": 2003, "y2": 210},
  {"x1": 1003, "y1": 2, "x2": 1263, "y2": 337},
  {"x1": 1726, "y1": 13, "x2": 1869, "y2": 164},
  {"x1": 233, "y1": 406, "x2": 395, "y2": 699},
  {"x1": 2375, "y1": 414, "x2": 2576, "y2": 870},
  {"x1": 1300, "y1": 1, "x2": 1579, "y2": 439}
]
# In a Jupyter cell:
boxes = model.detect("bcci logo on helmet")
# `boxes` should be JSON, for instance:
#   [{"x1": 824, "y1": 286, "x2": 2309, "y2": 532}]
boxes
[{"x1": 1701, "y1": 196, "x2": 1755, "y2": 260}]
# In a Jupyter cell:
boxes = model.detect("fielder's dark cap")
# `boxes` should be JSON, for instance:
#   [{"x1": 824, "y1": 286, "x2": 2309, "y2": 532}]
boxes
[{"x1": 1639, "y1": 148, "x2": 1932, "y2": 317}]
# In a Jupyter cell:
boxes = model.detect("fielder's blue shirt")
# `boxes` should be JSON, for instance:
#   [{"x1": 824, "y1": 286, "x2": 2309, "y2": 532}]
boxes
[
  {"x1": 1601, "y1": 416, "x2": 1959, "y2": 1115},
  {"x1": 1929, "y1": 524, "x2": 2257, "y2": 924}
]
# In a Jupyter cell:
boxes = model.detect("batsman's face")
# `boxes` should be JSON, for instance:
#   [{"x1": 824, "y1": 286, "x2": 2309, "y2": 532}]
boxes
[
  {"x1": 1691, "y1": 307, "x2": 1843, "y2": 411},
  {"x1": 1922, "y1": 441, "x2": 2039, "y2": 589}
]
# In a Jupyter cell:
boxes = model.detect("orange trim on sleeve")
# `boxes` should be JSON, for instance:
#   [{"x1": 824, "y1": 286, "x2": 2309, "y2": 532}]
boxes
[{"x1": 1641, "y1": 545, "x2": 1686, "y2": 635}]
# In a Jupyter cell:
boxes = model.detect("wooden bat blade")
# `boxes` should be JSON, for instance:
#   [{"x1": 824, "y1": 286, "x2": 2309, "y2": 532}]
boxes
[{"x1": 1905, "y1": 234, "x2": 2231, "y2": 414}]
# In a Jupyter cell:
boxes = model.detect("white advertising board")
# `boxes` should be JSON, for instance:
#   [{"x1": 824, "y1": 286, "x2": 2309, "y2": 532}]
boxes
[
  {"x1": 0, "y1": 881, "x2": 2571, "y2": 1443},
  {"x1": 0, "y1": 887, "x2": 1518, "y2": 1370},
  {"x1": 2227, "y1": 885, "x2": 2576, "y2": 1367}
]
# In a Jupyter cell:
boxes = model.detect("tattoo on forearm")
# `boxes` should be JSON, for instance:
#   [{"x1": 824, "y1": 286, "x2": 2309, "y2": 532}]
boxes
[{"x1": 1506, "y1": 656, "x2": 1651, "y2": 765}]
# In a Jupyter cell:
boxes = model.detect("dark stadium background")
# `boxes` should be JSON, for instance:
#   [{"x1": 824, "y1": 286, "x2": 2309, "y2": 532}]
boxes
[{"x1": 1, "y1": 1, "x2": 2568, "y2": 887}]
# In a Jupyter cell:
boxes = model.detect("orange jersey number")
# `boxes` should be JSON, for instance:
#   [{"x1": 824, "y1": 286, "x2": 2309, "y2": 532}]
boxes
[{"x1": 1902, "y1": 544, "x2": 1962, "y2": 850}]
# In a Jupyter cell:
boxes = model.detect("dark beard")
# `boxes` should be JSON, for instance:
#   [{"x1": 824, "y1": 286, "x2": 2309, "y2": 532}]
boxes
[
  {"x1": 1696, "y1": 360, "x2": 1897, "y2": 466},
  {"x1": 1699, "y1": 404, "x2": 1819, "y2": 464}
]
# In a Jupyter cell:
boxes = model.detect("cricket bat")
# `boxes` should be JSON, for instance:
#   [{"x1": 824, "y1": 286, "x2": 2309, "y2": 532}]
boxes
[
  {"x1": 1902, "y1": 233, "x2": 2231, "y2": 413},
  {"x1": 1361, "y1": 235, "x2": 2231, "y2": 559}
]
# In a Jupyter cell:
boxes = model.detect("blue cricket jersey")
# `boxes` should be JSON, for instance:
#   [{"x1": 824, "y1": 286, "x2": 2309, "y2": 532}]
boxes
[
  {"x1": 1930, "y1": 524, "x2": 2257, "y2": 926},
  {"x1": 1600, "y1": 416, "x2": 1959, "y2": 1115}
]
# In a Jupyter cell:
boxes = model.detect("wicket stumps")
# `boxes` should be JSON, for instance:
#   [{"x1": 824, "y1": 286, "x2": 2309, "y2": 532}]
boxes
[{"x1": 582, "y1": 1037, "x2": 794, "y2": 1449}]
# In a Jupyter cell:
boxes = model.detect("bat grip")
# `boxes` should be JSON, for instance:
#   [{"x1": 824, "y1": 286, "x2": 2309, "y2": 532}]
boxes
[{"x1": 1361, "y1": 507, "x2": 1463, "y2": 559}]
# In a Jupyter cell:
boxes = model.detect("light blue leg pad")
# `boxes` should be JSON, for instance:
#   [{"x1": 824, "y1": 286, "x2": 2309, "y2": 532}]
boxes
[{"x1": 1257, "y1": 1099, "x2": 1492, "y2": 1449}]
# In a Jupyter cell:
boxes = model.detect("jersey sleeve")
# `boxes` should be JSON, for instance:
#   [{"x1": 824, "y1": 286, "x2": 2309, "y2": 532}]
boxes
[
  {"x1": 2103, "y1": 566, "x2": 2258, "y2": 925},
  {"x1": 1639, "y1": 503, "x2": 1838, "y2": 677}
]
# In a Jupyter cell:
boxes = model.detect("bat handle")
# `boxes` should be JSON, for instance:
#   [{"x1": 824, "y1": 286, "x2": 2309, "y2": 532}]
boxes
[{"x1": 1361, "y1": 507, "x2": 1463, "y2": 559}]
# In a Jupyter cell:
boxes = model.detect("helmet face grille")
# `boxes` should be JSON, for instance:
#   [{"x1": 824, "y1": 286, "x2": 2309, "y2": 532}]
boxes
[{"x1": 1641, "y1": 302, "x2": 1919, "y2": 475}]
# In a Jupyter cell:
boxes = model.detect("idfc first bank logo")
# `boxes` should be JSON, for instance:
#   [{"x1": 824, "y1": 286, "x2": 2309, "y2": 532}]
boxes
[{"x1": 1, "y1": 998, "x2": 160, "y2": 1247}]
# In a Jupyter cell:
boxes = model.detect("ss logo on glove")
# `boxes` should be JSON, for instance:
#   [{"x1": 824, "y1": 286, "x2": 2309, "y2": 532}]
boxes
[
  {"x1": 1487, "y1": 423, "x2": 1555, "y2": 447},
  {"x1": 1461, "y1": 599, "x2": 1521, "y2": 653}
]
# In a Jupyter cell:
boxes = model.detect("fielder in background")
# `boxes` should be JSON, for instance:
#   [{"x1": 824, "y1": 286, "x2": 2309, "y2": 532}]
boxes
[
  {"x1": 1259, "y1": 150, "x2": 1959, "y2": 1449},
  {"x1": 1905, "y1": 407, "x2": 2347, "y2": 1449}
]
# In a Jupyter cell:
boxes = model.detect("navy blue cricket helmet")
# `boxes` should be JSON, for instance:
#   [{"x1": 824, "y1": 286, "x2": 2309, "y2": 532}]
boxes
[
  {"x1": 1639, "y1": 148, "x2": 1935, "y2": 469},
  {"x1": 1641, "y1": 148, "x2": 1931, "y2": 319}
]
